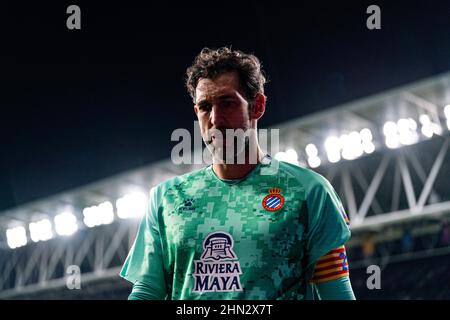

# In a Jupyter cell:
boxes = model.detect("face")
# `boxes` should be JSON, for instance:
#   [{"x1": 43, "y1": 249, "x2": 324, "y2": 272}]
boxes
[{"x1": 194, "y1": 71, "x2": 264, "y2": 163}]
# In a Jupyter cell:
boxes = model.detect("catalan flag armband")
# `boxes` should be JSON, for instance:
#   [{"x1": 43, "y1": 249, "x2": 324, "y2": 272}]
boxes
[
  {"x1": 339, "y1": 203, "x2": 350, "y2": 226},
  {"x1": 310, "y1": 246, "x2": 349, "y2": 283}
]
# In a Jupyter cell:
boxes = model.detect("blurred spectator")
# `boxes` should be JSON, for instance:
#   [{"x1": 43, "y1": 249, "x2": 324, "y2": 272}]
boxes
[
  {"x1": 440, "y1": 221, "x2": 450, "y2": 247},
  {"x1": 401, "y1": 228, "x2": 414, "y2": 253},
  {"x1": 362, "y1": 233, "x2": 375, "y2": 259}
]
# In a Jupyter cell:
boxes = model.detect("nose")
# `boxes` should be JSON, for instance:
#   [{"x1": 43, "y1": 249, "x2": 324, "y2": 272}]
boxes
[{"x1": 210, "y1": 104, "x2": 226, "y2": 128}]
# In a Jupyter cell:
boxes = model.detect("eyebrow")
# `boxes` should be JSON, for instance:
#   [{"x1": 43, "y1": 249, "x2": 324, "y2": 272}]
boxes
[
  {"x1": 217, "y1": 94, "x2": 236, "y2": 100},
  {"x1": 196, "y1": 100, "x2": 211, "y2": 108},
  {"x1": 196, "y1": 91, "x2": 240, "y2": 109},
  {"x1": 197, "y1": 94, "x2": 236, "y2": 104}
]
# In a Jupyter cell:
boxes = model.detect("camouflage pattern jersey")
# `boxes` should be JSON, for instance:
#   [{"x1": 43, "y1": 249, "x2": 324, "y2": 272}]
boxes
[{"x1": 120, "y1": 155, "x2": 351, "y2": 299}]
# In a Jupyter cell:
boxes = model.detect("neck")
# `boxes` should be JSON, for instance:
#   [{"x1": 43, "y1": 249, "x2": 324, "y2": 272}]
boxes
[{"x1": 212, "y1": 146, "x2": 265, "y2": 180}]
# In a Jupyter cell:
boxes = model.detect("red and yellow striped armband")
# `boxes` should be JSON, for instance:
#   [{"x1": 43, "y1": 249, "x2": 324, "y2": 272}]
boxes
[{"x1": 309, "y1": 246, "x2": 349, "y2": 283}]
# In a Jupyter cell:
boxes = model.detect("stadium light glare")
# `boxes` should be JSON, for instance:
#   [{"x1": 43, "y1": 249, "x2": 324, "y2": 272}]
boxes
[
  {"x1": 360, "y1": 128, "x2": 375, "y2": 154},
  {"x1": 360, "y1": 128, "x2": 373, "y2": 141},
  {"x1": 385, "y1": 136, "x2": 400, "y2": 149},
  {"x1": 29, "y1": 218, "x2": 53, "y2": 243},
  {"x1": 419, "y1": 114, "x2": 435, "y2": 138},
  {"x1": 117, "y1": 192, "x2": 147, "y2": 219},
  {"x1": 305, "y1": 144, "x2": 321, "y2": 168},
  {"x1": 351, "y1": 131, "x2": 364, "y2": 158},
  {"x1": 54, "y1": 212, "x2": 78, "y2": 236},
  {"x1": 355, "y1": 131, "x2": 365, "y2": 156},
  {"x1": 275, "y1": 149, "x2": 299, "y2": 165},
  {"x1": 6, "y1": 226, "x2": 27, "y2": 249},
  {"x1": 341, "y1": 132, "x2": 364, "y2": 160},
  {"x1": 307, "y1": 156, "x2": 321, "y2": 168},
  {"x1": 419, "y1": 114, "x2": 442, "y2": 138},
  {"x1": 363, "y1": 142, "x2": 375, "y2": 154},
  {"x1": 434, "y1": 124, "x2": 442, "y2": 135},
  {"x1": 383, "y1": 121, "x2": 397, "y2": 136},
  {"x1": 419, "y1": 114, "x2": 442, "y2": 136},
  {"x1": 83, "y1": 201, "x2": 114, "y2": 228},
  {"x1": 305, "y1": 144, "x2": 318, "y2": 157},
  {"x1": 445, "y1": 105, "x2": 450, "y2": 116},
  {"x1": 274, "y1": 151, "x2": 285, "y2": 161},
  {"x1": 397, "y1": 118, "x2": 418, "y2": 145},
  {"x1": 383, "y1": 121, "x2": 400, "y2": 149},
  {"x1": 285, "y1": 148, "x2": 299, "y2": 165},
  {"x1": 324, "y1": 136, "x2": 341, "y2": 163},
  {"x1": 445, "y1": 105, "x2": 450, "y2": 129}
]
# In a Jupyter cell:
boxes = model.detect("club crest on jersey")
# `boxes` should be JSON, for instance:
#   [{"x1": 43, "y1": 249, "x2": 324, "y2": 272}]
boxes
[
  {"x1": 262, "y1": 188, "x2": 285, "y2": 211},
  {"x1": 192, "y1": 231, "x2": 243, "y2": 293}
]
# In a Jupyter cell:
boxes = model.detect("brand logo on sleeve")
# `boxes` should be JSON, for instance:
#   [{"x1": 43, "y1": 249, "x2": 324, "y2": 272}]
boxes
[
  {"x1": 192, "y1": 231, "x2": 243, "y2": 293},
  {"x1": 262, "y1": 188, "x2": 285, "y2": 211}
]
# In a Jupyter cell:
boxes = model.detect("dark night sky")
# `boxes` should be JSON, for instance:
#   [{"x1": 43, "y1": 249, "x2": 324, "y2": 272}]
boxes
[{"x1": 1, "y1": 0, "x2": 450, "y2": 211}]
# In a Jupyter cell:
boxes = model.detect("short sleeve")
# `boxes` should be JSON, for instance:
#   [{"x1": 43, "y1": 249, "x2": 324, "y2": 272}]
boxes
[
  {"x1": 303, "y1": 179, "x2": 351, "y2": 279},
  {"x1": 119, "y1": 187, "x2": 168, "y2": 299}
]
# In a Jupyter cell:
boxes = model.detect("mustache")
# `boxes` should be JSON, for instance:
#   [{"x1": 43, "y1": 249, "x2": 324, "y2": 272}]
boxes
[
  {"x1": 205, "y1": 127, "x2": 228, "y2": 144},
  {"x1": 203, "y1": 127, "x2": 253, "y2": 145},
  {"x1": 204, "y1": 127, "x2": 252, "y2": 145}
]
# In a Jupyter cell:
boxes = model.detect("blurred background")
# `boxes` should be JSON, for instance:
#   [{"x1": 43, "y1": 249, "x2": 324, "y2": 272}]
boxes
[{"x1": 1, "y1": 0, "x2": 450, "y2": 299}]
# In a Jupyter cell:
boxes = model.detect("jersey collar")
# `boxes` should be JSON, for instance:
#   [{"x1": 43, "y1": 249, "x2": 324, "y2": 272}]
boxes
[{"x1": 205, "y1": 154, "x2": 273, "y2": 186}]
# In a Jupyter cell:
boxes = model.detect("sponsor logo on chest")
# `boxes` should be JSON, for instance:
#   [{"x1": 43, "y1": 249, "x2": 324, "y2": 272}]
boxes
[{"x1": 192, "y1": 231, "x2": 243, "y2": 293}]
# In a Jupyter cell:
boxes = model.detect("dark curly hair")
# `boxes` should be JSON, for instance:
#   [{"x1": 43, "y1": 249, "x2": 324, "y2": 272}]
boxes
[{"x1": 186, "y1": 47, "x2": 267, "y2": 103}]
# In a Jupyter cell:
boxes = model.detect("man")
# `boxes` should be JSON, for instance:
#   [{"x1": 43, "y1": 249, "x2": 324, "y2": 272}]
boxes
[{"x1": 120, "y1": 47, "x2": 355, "y2": 300}]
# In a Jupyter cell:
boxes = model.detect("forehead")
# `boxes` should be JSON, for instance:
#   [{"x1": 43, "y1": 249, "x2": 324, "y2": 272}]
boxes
[{"x1": 195, "y1": 72, "x2": 241, "y2": 103}]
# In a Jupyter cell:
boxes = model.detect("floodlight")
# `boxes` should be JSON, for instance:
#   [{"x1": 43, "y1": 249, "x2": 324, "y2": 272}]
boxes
[
  {"x1": 54, "y1": 212, "x2": 78, "y2": 236},
  {"x1": 117, "y1": 192, "x2": 147, "y2": 219},
  {"x1": 29, "y1": 219, "x2": 53, "y2": 242},
  {"x1": 6, "y1": 226, "x2": 27, "y2": 249}
]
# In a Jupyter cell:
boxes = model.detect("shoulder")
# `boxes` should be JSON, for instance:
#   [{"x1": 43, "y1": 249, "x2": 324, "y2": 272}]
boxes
[
  {"x1": 149, "y1": 165, "x2": 209, "y2": 200},
  {"x1": 276, "y1": 160, "x2": 333, "y2": 195}
]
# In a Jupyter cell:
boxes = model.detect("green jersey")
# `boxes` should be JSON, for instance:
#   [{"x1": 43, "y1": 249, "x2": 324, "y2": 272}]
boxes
[{"x1": 120, "y1": 155, "x2": 351, "y2": 299}]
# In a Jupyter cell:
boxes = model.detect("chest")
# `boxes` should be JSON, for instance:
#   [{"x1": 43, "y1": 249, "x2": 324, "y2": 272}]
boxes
[{"x1": 160, "y1": 182, "x2": 308, "y2": 258}]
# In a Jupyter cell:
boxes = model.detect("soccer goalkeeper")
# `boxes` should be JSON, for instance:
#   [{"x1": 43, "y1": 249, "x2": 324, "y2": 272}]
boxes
[{"x1": 120, "y1": 47, "x2": 355, "y2": 300}]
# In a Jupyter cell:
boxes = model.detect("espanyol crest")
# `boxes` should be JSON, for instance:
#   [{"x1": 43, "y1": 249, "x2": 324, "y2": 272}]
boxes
[{"x1": 262, "y1": 187, "x2": 285, "y2": 211}]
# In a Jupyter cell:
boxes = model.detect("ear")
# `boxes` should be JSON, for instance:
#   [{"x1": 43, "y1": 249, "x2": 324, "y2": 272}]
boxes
[
  {"x1": 249, "y1": 93, "x2": 266, "y2": 120},
  {"x1": 194, "y1": 104, "x2": 198, "y2": 115}
]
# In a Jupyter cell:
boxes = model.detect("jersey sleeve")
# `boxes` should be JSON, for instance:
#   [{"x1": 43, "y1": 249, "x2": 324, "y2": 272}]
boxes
[
  {"x1": 303, "y1": 178, "x2": 351, "y2": 281},
  {"x1": 119, "y1": 187, "x2": 168, "y2": 299},
  {"x1": 314, "y1": 275, "x2": 355, "y2": 300}
]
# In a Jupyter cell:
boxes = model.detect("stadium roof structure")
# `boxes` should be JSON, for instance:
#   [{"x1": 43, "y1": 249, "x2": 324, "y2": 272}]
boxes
[
  {"x1": 0, "y1": 70, "x2": 450, "y2": 298},
  {"x1": 274, "y1": 70, "x2": 450, "y2": 230}
]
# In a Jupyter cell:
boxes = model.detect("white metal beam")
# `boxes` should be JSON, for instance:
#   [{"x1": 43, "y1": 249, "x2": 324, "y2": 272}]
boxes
[
  {"x1": 417, "y1": 137, "x2": 450, "y2": 209},
  {"x1": 398, "y1": 153, "x2": 417, "y2": 209},
  {"x1": 356, "y1": 154, "x2": 391, "y2": 223}
]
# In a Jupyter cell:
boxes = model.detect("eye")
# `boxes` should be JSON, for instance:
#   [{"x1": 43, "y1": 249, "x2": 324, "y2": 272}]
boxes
[{"x1": 198, "y1": 102, "x2": 212, "y2": 112}]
